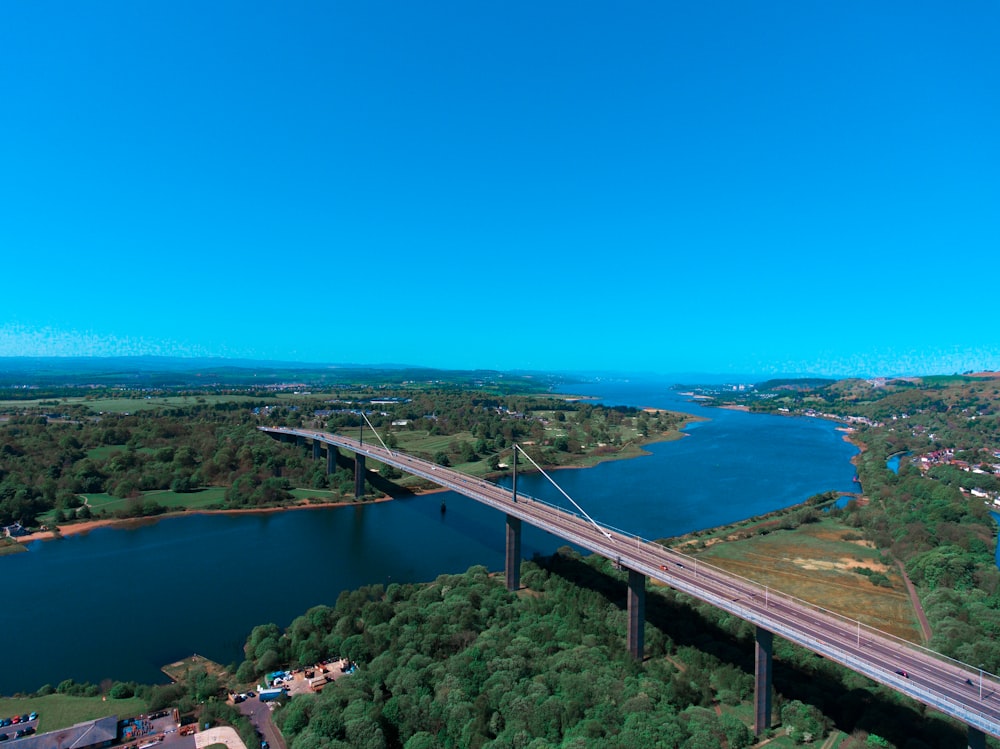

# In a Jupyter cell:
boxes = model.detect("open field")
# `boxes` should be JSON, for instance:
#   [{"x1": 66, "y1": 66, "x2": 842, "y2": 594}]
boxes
[
  {"x1": 36, "y1": 488, "x2": 232, "y2": 528},
  {"x1": 86, "y1": 446, "x2": 157, "y2": 461},
  {"x1": 390, "y1": 430, "x2": 477, "y2": 456},
  {"x1": 289, "y1": 488, "x2": 342, "y2": 503},
  {"x1": 82, "y1": 487, "x2": 229, "y2": 513},
  {"x1": 683, "y1": 516, "x2": 923, "y2": 641},
  {"x1": 0, "y1": 694, "x2": 148, "y2": 732},
  {"x1": 0, "y1": 392, "x2": 308, "y2": 414}
]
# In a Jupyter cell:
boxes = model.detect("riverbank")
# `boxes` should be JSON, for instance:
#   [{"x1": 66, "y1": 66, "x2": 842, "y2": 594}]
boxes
[
  {"x1": 12, "y1": 495, "x2": 398, "y2": 545},
  {"x1": 11, "y1": 419, "x2": 703, "y2": 547}
]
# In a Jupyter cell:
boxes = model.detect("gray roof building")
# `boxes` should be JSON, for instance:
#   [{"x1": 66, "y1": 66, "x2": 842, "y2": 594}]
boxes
[{"x1": 15, "y1": 715, "x2": 119, "y2": 749}]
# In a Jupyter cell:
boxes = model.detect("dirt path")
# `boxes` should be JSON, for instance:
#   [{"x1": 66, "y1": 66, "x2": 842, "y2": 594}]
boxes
[
  {"x1": 895, "y1": 559, "x2": 932, "y2": 642},
  {"x1": 818, "y1": 732, "x2": 840, "y2": 749}
]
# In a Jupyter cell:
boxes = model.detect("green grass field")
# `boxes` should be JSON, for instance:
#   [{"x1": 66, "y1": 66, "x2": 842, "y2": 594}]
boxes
[
  {"x1": 0, "y1": 392, "x2": 307, "y2": 414},
  {"x1": 85, "y1": 446, "x2": 157, "y2": 461},
  {"x1": 289, "y1": 488, "x2": 342, "y2": 503},
  {"x1": 0, "y1": 694, "x2": 147, "y2": 733},
  {"x1": 80, "y1": 487, "x2": 228, "y2": 513},
  {"x1": 686, "y1": 516, "x2": 923, "y2": 641}
]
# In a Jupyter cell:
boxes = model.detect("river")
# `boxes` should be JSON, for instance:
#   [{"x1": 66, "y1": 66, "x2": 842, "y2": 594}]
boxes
[{"x1": 3, "y1": 378, "x2": 859, "y2": 695}]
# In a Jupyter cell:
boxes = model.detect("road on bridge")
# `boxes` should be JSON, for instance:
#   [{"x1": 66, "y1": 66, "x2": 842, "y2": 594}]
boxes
[{"x1": 262, "y1": 426, "x2": 1000, "y2": 740}]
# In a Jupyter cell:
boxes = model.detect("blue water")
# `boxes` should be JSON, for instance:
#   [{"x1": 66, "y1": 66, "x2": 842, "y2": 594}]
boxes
[
  {"x1": 2, "y1": 379, "x2": 860, "y2": 695},
  {"x1": 886, "y1": 452, "x2": 910, "y2": 474},
  {"x1": 993, "y1": 513, "x2": 1000, "y2": 570}
]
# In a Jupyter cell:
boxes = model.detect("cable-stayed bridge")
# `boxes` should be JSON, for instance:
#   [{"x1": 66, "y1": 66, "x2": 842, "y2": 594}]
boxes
[{"x1": 261, "y1": 426, "x2": 1000, "y2": 746}]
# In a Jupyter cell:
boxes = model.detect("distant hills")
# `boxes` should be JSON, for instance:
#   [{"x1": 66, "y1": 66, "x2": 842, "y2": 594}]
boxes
[{"x1": 0, "y1": 356, "x2": 842, "y2": 390}]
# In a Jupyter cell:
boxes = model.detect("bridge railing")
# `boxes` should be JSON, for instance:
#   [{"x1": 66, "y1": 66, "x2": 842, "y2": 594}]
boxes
[
  {"x1": 264, "y1": 427, "x2": 1000, "y2": 701},
  {"x1": 481, "y1": 461, "x2": 1000, "y2": 696}
]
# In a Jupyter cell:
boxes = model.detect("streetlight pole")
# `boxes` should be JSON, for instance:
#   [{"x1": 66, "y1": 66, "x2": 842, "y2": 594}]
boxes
[{"x1": 512, "y1": 444, "x2": 517, "y2": 503}]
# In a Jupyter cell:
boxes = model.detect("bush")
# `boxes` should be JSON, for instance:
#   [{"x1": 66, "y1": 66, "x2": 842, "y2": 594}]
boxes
[{"x1": 109, "y1": 682, "x2": 135, "y2": 699}]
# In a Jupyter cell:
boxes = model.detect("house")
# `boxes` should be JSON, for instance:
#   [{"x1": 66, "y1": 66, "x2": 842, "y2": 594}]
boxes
[{"x1": 16, "y1": 716, "x2": 119, "y2": 749}]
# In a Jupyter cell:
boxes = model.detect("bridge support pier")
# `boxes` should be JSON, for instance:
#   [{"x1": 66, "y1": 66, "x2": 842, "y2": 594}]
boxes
[
  {"x1": 327, "y1": 446, "x2": 337, "y2": 474},
  {"x1": 968, "y1": 726, "x2": 985, "y2": 749},
  {"x1": 754, "y1": 626, "x2": 774, "y2": 738},
  {"x1": 627, "y1": 569, "x2": 645, "y2": 660},
  {"x1": 313, "y1": 440, "x2": 322, "y2": 460},
  {"x1": 505, "y1": 515, "x2": 521, "y2": 591},
  {"x1": 296, "y1": 435, "x2": 305, "y2": 447},
  {"x1": 354, "y1": 454, "x2": 366, "y2": 498}
]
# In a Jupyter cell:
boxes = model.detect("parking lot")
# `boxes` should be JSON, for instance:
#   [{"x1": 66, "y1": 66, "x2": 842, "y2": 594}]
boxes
[{"x1": 0, "y1": 711, "x2": 39, "y2": 741}]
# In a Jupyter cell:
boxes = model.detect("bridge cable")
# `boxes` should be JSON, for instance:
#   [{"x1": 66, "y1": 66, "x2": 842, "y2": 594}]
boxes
[
  {"x1": 514, "y1": 443, "x2": 612, "y2": 540},
  {"x1": 357, "y1": 409, "x2": 393, "y2": 455}
]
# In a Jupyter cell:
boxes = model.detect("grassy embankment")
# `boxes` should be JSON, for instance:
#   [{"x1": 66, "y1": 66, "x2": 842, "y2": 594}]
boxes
[
  {"x1": 671, "y1": 512, "x2": 923, "y2": 641},
  {"x1": 0, "y1": 538, "x2": 27, "y2": 556},
  {"x1": 0, "y1": 694, "x2": 148, "y2": 733}
]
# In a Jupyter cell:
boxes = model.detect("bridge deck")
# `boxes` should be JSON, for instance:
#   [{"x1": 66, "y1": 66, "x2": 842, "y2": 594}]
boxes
[{"x1": 262, "y1": 426, "x2": 1000, "y2": 739}]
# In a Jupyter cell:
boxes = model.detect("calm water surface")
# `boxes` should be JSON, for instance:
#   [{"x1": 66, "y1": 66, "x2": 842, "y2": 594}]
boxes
[{"x1": 4, "y1": 380, "x2": 860, "y2": 695}]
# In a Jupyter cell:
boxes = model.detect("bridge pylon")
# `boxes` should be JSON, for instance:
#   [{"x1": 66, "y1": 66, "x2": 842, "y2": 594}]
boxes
[
  {"x1": 627, "y1": 569, "x2": 646, "y2": 660},
  {"x1": 354, "y1": 453, "x2": 366, "y2": 498},
  {"x1": 969, "y1": 726, "x2": 985, "y2": 749},
  {"x1": 505, "y1": 514, "x2": 522, "y2": 591},
  {"x1": 754, "y1": 626, "x2": 774, "y2": 737}
]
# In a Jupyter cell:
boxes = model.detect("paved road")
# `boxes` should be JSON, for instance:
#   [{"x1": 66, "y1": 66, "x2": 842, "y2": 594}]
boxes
[
  {"x1": 237, "y1": 698, "x2": 286, "y2": 749},
  {"x1": 261, "y1": 426, "x2": 1000, "y2": 740}
]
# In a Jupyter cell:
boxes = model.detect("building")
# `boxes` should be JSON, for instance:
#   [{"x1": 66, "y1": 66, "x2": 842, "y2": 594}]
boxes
[{"x1": 16, "y1": 716, "x2": 119, "y2": 749}]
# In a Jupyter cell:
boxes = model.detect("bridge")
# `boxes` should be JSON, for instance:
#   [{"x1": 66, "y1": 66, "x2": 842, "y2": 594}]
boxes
[{"x1": 261, "y1": 425, "x2": 1000, "y2": 746}]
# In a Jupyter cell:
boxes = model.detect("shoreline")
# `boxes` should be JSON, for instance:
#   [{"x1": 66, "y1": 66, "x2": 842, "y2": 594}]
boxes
[
  {"x1": 13, "y1": 495, "x2": 401, "y2": 545},
  {"x1": 13, "y1": 420, "x2": 703, "y2": 546}
]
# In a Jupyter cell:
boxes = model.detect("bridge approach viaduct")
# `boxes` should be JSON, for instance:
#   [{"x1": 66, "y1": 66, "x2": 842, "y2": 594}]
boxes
[{"x1": 262, "y1": 426, "x2": 1000, "y2": 747}]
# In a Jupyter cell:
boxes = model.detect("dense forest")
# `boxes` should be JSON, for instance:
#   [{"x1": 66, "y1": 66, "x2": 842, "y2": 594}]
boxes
[{"x1": 233, "y1": 555, "x2": 973, "y2": 749}]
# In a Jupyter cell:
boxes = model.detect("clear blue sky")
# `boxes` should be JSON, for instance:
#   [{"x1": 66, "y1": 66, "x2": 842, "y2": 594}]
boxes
[{"x1": 2, "y1": 1, "x2": 998, "y2": 378}]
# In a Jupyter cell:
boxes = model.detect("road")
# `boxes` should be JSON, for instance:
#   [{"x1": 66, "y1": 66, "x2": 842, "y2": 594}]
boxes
[{"x1": 261, "y1": 426, "x2": 1000, "y2": 739}]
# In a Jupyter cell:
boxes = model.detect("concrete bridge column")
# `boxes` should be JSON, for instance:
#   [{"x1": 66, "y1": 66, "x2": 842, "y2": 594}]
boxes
[
  {"x1": 354, "y1": 454, "x2": 366, "y2": 498},
  {"x1": 505, "y1": 515, "x2": 522, "y2": 591},
  {"x1": 326, "y1": 446, "x2": 337, "y2": 475},
  {"x1": 968, "y1": 726, "x2": 985, "y2": 749},
  {"x1": 754, "y1": 626, "x2": 774, "y2": 737},
  {"x1": 296, "y1": 435, "x2": 305, "y2": 447},
  {"x1": 313, "y1": 440, "x2": 322, "y2": 460},
  {"x1": 627, "y1": 569, "x2": 646, "y2": 660}
]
